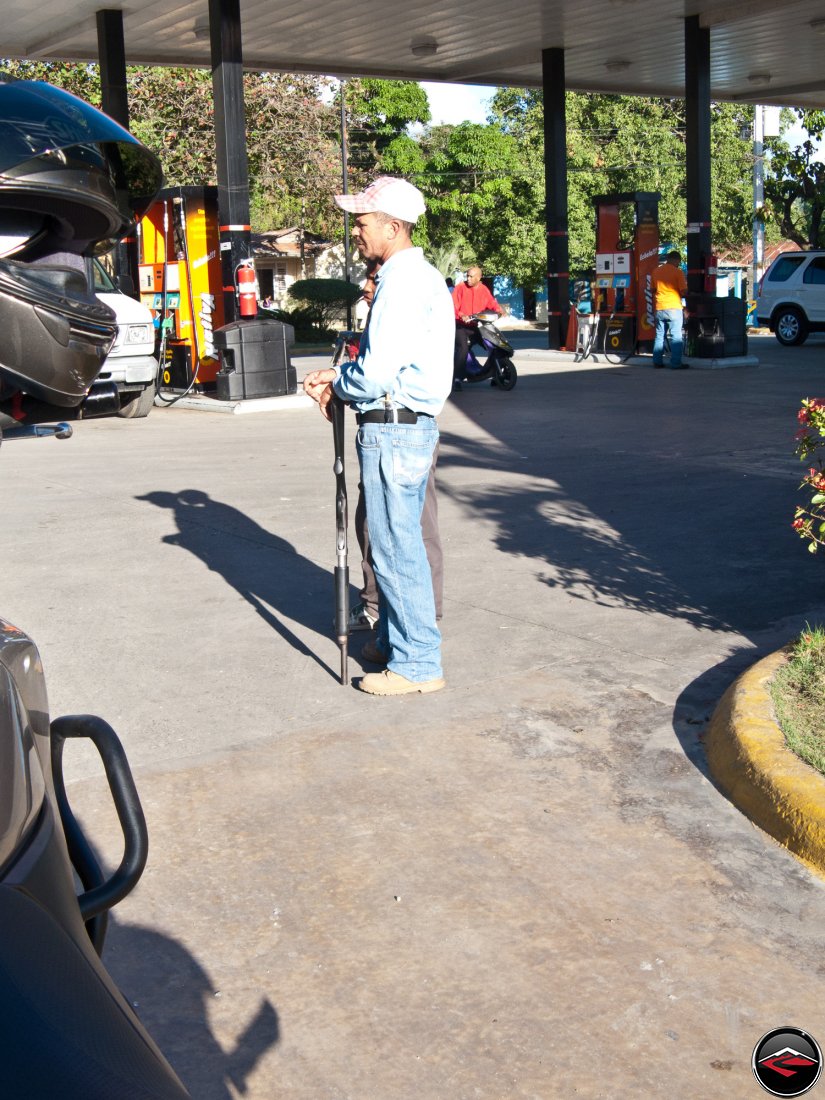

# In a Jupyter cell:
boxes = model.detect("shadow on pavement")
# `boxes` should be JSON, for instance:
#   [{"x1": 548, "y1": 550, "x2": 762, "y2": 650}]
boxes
[
  {"x1": 439, "y1": 366, "x2": 814, "y2": 638},
  {"x1": 440, "y1": 364, "x2": 825, "y2": 817},
  {"x1": 103, "y1": 920, "x2": 279, "y2": 1099},
  {"x1": 137, "y1": 489, "x2": 341, "y2": 682}
]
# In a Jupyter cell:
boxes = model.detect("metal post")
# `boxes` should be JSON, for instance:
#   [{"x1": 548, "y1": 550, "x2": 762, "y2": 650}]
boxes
[
  {"x1": 96, "y1": 9, "x2": 138, "y2": 296},
  {"x1": 752, "y1": 104, "x2": 765, "y2": 299},
  {"x1": 209, "y1": 0, "x2": 252, "y2": 324},
  {"x1": 542, "y1": 48, "x2": 569, "y2": 350},
  {"x1": 340, "y1": 81, "x2": 353, "y2": 329},
  {"x1": 684, "y1": 15, "x2": 713, "y2": 299},
  {"x1": 96, "y1": 10, "x2": 128, "y2": 124},
  {"x1": 331, "y1": 396, "x2": 349, "y2": 685}
]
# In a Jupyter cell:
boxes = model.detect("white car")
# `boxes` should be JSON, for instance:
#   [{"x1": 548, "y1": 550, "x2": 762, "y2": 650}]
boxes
[
  {"x1": 756, "y1": 250, "x2": 825, "y2": 346},
  {"x1": 92, "y1": 259, "x2": 159, "y2": 417}
]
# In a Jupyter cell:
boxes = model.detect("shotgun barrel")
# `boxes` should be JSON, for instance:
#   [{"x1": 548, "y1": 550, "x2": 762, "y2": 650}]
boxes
[{"x1": 331, "y1": 394, "x2": 349, "y2": 684}]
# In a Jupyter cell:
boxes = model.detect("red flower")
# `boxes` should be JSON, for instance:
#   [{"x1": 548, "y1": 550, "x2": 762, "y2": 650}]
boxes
[{"x1": 793, "y1": 518, "x2": 806, "y2": 530}]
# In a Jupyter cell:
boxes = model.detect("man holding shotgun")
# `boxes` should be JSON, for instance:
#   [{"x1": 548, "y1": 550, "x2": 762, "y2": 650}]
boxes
[{"x1": 303, "y1": 177, "x2": 453, "y2": 695}]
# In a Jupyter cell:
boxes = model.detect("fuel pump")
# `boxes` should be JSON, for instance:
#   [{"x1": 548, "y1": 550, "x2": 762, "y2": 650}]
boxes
[
  {"x1": 138, "y1": 186, "x2": 225, "y2": 393},
  {"x1": 592, "y1": 191, "x2": 661, "y2": 356}
]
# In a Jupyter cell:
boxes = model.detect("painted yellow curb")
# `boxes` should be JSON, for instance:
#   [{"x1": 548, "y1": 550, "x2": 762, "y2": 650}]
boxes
[{"x1": 706, "y1": 650, "x2": 825, "y2": 876}]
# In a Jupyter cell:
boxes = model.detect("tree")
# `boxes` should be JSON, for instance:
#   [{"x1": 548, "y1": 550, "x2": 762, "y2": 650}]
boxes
[
  {"x1": 0, "y1": 58, "x2": 102, "y2": 104},
  {"x1": 420, "y1": 120, "x2": 536, "y2": 283},
  {"x1": 765, "y1": 110, "x2": 825, "y2": 248},
  {"x1": 343, "y1": 78, "x2": 430, "y2": 187},
  {"x1": 445, "y1": 87, "x2": 756, "y2": 288},
  {"x1": 1, "y1": 60, "x2": 342, "y2": 237}
]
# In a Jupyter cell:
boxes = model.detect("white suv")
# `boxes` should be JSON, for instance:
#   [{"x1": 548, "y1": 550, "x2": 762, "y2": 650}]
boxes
[
  {"x1": 91, "y1": 259, "x2": 159, "y2": 417},
  {"x1": 756, "y1": 250, "x2": 825, "y2": 346}
]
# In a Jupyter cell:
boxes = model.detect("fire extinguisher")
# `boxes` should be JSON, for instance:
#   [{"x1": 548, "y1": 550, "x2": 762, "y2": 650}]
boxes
[
  {"x1": 704, "y1": 253, "x2": 718, "y2": 295},
  {"x1": 235, "y1": 260, "x2": 258, "y2": 318}
]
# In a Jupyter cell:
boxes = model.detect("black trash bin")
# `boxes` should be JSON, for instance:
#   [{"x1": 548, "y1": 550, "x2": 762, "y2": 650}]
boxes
[
  {"x1": 686, "y1": 296, "x2": 747, "y2": 359},
  {"x1": 214, "y1": 318, "x2": 296, "y2": 400}
]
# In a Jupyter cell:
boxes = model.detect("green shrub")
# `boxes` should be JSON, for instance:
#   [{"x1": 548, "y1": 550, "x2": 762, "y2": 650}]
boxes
[
  {"x1": 287, "y1": 278, "x2": 361, "y2": 332},
  {"x1": 770, "y1": 625, "x2": 825, "y2": 776},
  {"x1": 263, "y1": 305, "x2": 333, "y2": 344}
]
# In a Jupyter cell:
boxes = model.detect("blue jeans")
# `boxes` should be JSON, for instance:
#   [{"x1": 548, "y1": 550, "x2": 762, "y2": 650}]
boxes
[
  {"x1": 653, "y1": 308, "x2": 684, "y2": 367},
  {"x1": 357, "y1": 420, "x2": 441, "y2": 682}
]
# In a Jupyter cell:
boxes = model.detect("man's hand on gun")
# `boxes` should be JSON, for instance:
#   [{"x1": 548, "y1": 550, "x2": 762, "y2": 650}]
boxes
[{"x1": 303, "y1": 368, "x2": 337, "y2": 422}]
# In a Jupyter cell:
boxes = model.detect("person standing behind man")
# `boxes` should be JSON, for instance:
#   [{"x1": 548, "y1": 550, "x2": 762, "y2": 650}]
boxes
[
  {"x1": 452, "y1": 265, "x2": 502, "y2": 387},
  {"x1": 303, "y1": 177, "x2": 454, "y2": 696},
  {"x1": 651, "y1": 250, "x2": 688, "y2": 369}
]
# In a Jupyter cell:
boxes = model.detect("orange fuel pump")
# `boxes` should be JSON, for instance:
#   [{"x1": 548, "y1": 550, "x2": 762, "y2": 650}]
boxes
[{"x1": 138, "y1": 186, "x2": 225, "y2": 392}]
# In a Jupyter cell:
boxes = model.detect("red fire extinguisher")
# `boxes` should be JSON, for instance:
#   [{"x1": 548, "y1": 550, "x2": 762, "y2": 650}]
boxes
[
  {"x1": 236, "y1": 260, "x2": 258, "y2": 318},
  {"x1": 704, "y1": 253, "x2": 718, "y2": 295}
]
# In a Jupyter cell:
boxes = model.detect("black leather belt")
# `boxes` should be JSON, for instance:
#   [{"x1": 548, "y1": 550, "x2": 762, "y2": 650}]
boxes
[{"x1": 356, "y1": 408, "x2": 433, "y2": 424}]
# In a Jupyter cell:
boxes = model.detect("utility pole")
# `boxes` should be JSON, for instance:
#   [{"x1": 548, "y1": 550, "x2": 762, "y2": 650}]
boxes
[
  {"x1": 752, "y1": 104, "x2": 765, "y2": 302},
  {"x1": 340, "y1": 80, "x2": 353, "y2": 329}
]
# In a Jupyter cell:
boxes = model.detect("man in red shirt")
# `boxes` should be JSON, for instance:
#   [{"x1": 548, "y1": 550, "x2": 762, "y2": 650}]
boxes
[{"x1": 453, "y1": 265, "x2": 503, "y2": 386}]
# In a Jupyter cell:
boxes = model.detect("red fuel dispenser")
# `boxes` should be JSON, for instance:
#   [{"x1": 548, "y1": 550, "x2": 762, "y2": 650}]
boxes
[{"x1": 592, "y1": 191, "x2": 661, "y2": 356}]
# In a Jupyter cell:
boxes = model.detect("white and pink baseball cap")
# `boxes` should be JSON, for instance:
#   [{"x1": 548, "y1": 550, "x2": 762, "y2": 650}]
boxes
[{"x1": 334, "y1": 176, "x2": 426, "y2": 223}]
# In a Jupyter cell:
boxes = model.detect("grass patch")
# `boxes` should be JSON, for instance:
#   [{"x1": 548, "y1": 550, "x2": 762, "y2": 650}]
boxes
[{"x1": 770, "y1": 625, "x2": 825, "y2": 777}]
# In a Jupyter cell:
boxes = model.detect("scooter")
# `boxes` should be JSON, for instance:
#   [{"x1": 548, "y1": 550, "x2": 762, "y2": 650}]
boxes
[{"x1": 455, "y1": 311, "x2": 517, "y2": 390}]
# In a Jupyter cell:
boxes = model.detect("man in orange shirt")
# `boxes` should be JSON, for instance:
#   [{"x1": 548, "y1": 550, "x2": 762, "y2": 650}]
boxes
[
  {"x1": 453, "y1": 265, "x2": 502, "y2": 386},
  {"x1": 651, "y1": 250, "x2": 688, "y2": 369}
]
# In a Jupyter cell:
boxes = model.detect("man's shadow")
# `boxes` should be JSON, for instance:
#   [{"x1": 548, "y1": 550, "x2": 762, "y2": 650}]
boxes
[
  {"x1": 138, "y1": 489, "x2": 339, "y2": 680},
  {"x1": 103, "y1": 919, "x2": 279, "y2": 1099}
]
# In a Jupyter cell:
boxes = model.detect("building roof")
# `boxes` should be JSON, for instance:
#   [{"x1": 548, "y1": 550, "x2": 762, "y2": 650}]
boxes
[
  {"x1": 251, "y1": 229, "x2": 331, "y2": 259},
  {"x1": 719, "y1": 240, "x2": 804, "y2": 268}
]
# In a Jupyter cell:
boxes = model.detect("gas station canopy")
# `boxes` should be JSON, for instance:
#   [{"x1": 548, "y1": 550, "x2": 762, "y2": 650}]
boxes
[{"x1": 7, "y1": 0, "x2": 825, "y2": 109}]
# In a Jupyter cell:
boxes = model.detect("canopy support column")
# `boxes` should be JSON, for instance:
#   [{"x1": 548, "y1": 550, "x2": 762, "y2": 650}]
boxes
[
  {"x1": 96, "y1": 9, "x2": 138, "y2": 293},
  {"x1": 685, "y1": 15, "x2": 713, "y2": 297},
  {"x1": 542, "y1": 48, "x2": 569, "y2": 351},
  {"x1": 209, "y1": 0, "x2": 252, "y2": 323}
]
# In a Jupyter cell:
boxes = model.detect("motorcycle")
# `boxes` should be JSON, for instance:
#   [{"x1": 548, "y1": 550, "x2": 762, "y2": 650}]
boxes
[
  {"x1": 455, "y1": 311, "x2": 518, "y2": 390},
  {"x1": 0, "y1": 81, "x2": 187, "y2": 1097},
  {"x1": 0, "y1": 423, "x2": 189, "y2": 1098}
]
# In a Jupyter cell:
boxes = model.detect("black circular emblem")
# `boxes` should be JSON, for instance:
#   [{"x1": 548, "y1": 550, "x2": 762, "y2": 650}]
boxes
[{"x1": 753, "y1": 1027, "x2": 822, "y2": 1097}]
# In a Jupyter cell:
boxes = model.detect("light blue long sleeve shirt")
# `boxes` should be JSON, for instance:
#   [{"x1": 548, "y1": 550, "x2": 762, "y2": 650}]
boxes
[{"x1": 332, "y1": 246, "x2": 454, "y2": 416}]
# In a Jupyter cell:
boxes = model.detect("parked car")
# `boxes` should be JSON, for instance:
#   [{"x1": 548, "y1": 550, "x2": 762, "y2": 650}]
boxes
[
  {"x1": 91, "y1": 258, "x2": 159, "y2": 418},
  {"x1": 756, "y1": 250, "x2": 825, "y2": 346}
]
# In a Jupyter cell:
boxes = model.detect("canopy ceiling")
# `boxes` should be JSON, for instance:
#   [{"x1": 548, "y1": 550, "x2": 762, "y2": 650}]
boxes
[{"x1": 5, "y1": 0, "x2": 825, "y2": 109}]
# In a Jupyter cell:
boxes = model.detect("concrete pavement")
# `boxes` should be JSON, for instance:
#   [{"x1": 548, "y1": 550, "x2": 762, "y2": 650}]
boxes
[{"x1": 3, "y1": 332, "x2": 825, "y2": 1098}]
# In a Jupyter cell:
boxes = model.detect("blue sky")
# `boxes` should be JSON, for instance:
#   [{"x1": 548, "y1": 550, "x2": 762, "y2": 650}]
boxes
[{"x1": 420, "y1": 83, "x2": 493, "y2": 126}]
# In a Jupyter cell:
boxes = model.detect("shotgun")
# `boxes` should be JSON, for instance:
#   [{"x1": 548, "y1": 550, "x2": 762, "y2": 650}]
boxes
[{"x1": 330, "y1": 394, "x2": 349, "y2": 684}]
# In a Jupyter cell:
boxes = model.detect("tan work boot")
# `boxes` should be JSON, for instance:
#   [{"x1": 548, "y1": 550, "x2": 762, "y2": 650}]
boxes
[{"x1": 358, "y1": 669, "x2": 445, "y2": 696}]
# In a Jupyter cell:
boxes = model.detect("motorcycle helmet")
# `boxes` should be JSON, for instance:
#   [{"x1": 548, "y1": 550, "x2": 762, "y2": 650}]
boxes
[{"x1": 0, "y1": 78, "x2": 163, "y2": 406}]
